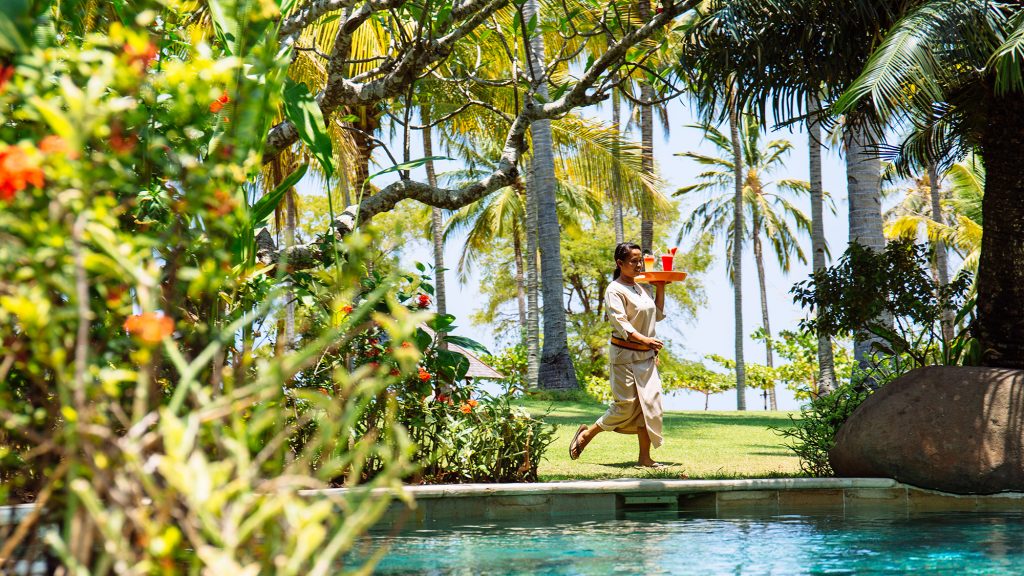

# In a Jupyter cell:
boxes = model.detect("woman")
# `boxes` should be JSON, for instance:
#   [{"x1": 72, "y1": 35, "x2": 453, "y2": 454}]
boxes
[{"x1": 569, "y1": 242, "x2": 668, "y2": 468}]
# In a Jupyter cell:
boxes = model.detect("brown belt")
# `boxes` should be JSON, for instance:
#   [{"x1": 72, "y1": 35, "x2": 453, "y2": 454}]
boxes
[{"x1": 610, "y1": 335, "x2": 653, "y2": 352}]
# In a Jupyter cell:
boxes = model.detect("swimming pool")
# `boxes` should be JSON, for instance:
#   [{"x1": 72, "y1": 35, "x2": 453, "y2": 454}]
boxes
[{"x1": 354, "y1": 510, "x2": 1024, "y2": 574}]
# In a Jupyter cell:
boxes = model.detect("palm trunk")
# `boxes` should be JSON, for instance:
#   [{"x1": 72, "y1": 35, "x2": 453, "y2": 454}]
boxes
[
  {"x1": 752, "y1": 220, "x2": 777, "y2": 410},
  {"x1": 729, "y1": 92, "x2": 746, "y2": 410},
  {"x1": 845, "y1": 122, "x2": 887, "y2": 377},
  {"x1": 513, "y1": 225, "x2": 527, "y2": 331},
  {"x1": 928, "y1": 162, "x2": 953, "y2": 341},
  {"x1": 525, "y1": 0, "x2": 577, "y2": 389},
  {"x1": 637, "y1": 0, "x2": 655, "y2": 252},
  {"x1": 807, "y1": 95, "x2": 836, "y2": 395},
  {"x1": 612, "y1": 88, "x2": 625, "y2": 245},
  {"x1": 976, "y1": 89, "x2": 1024, "y2": 368},
  {"x1": 422, "y1": 108, "x2": 447, "y2": 318},
  {"x1": 524, "y1": 170, "x2": 541, "y2": 387}
]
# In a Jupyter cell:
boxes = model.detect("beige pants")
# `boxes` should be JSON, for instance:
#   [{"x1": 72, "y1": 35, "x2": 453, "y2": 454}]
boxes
[{"x1": 596, "y1": 355, "x2": 664, "y2": 449}]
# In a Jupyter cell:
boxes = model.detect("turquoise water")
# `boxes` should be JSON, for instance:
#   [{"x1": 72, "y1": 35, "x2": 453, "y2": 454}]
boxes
[{"x1": 354, "y1": 511, "x2": 1024, "y2": 574}]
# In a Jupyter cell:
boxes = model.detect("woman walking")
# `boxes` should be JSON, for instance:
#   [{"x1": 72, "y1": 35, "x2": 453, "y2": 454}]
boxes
[{"x1": 569, "y1": 242, "x2": 668, "y2": 468}]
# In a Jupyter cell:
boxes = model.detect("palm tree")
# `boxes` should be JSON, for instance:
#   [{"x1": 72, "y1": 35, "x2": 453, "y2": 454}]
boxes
[
  {"x1": 806, "y1": 94, "x2": 837, "y2": 394},
  {"x1": 834, "y1": 0, "x2": 1024, "y2": 367},
  {"x1": 676, "y1": 114, "x2": 812, "y2": 410},
  {"x1": 682, "y1": 0, "x2": 903, "y2": 380}
]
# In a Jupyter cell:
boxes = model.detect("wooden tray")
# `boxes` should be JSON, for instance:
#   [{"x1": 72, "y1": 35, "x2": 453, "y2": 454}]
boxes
[{"x1": 636, "y1": 271, "x2": 687, "y2": 283}]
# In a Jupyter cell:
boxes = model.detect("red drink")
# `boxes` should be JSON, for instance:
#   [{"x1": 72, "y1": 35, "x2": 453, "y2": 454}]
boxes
[{"x1": 661, "y1": 254, "x2": 673, "y2": 271}]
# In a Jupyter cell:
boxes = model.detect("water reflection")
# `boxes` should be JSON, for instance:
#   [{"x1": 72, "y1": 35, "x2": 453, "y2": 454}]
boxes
[{"x1": 350, "y1": 510, "x2": 1024, "y2": 575}]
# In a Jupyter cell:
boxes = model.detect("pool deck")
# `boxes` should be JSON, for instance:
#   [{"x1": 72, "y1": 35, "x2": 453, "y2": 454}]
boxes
[{"x1": 302, "y1": 478, "x2": 1024, "y2": 529}]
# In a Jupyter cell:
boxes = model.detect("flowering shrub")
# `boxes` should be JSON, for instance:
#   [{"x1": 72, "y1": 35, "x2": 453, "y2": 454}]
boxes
[{"x1": 0, "y1": 3, "x2": 416, "y2": 573}]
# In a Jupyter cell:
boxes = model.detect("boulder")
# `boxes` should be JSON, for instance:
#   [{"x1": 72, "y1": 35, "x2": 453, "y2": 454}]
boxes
[{"x1": 830, "y1": 365, "x2": 1024, "y2": 494}]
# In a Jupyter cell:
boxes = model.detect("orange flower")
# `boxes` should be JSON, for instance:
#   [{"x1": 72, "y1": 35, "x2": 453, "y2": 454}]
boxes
[
  {"x1": 0, "y1": 144, "x2": 44, "y2": 202},
  {"x1": 467, "y1": 399, "x2": 478, "y2": 408},
  {"x1": 210, "y1": 91, "x2": 230, "y2": 113},
  {"x1": 342, "y1": 305, "x2": 354, "y2": 314},
  {"x1": 418, "y1": 367, "x2": 431, "y2": 382},
  {"x1": 39, "y1": 135, "x2": 77, "y2": 159},
  {"x1": 109, "y1": 125, "x2": 137, "y2": 154},
  {"x1": 208, "y1": 189, "x2": 236, "y2": 217},
  {"x1": 124, "y1": 312, "x2": 174, "y2": 343},
  {"x1": 400, "y1": 341, "x2": 412, "y2": 348},
  {"x1": 459, "y1": 403, "x2": 472, "y2": 414},
  {"x1": 124, "y1": 42, "x2": 158, "y2": 70}
]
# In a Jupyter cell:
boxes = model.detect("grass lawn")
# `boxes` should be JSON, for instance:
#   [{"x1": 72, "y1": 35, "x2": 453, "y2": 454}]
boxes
[{"x1": 516, "y1": 398, "x2": 804, "y2": 482}]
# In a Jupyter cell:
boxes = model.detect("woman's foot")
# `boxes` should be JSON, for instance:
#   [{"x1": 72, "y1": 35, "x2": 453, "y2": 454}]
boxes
[
  {"x1": 569, "y1": 425, "x2": 589, "y2": 460},
  {"x1": 637, "y1": 460, "x2": 668, "y2": 469}
]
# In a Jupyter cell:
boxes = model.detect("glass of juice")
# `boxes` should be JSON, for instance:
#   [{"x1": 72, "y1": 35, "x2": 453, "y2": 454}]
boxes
[
  {"x1": 661, "y1": 253, "x2": 673, "y2": 271},
  {"x1": 643, "y1": 254, "x2": 656, "y2": 272}
]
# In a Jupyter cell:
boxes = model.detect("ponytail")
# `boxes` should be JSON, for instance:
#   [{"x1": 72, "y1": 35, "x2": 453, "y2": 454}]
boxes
[{"x1": 612, "y1": 242, "x2": 642, "y2": 280}]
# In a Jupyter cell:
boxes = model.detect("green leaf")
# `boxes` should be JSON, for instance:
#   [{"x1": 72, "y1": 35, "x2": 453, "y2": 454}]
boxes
[
  {"x1": 369, "y1": 156, "x2": 450, "y2": 180},
  {"x1": 0, "y1": 0, "x2": 29, "y2": 53},
  {"x1": 29, "y1": 96, "x2": 74, "y2": 140},
  {"x1": 250, "y1": 163, "x2": 308, "y2": 226},
  {"x1": 206, "y1": 0, "x2": 240, "y2": 55},
  {"x1": 428, "y1": 313, "x2": 457, "y2": 333},
  {"x1": 445, "y1": 335, "x2": 491, "y2": 356},
  {"x1": 283, "y1": 80, "x2": 334, "y2": 178}
]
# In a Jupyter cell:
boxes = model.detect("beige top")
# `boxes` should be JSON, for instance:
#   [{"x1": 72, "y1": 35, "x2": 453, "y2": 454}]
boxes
[{"x1": 605, "y1": 279, "x2": 666, "y2": 365}]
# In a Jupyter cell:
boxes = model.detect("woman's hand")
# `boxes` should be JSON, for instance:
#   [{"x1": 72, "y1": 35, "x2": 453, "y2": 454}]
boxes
[{"x1": 634, "y1": 334, "x2": 664, "y2": 351}]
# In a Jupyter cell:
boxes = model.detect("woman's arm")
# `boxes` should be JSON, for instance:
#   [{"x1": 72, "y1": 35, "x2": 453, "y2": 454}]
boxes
[{"x1": 651, "y1": 282, "x2": 667, "y2": 322}]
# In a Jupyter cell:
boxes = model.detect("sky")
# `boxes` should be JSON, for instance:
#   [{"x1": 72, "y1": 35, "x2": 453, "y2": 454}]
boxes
[{"x1": 304, "y1": 96, "x2": 858, "y2": 412}]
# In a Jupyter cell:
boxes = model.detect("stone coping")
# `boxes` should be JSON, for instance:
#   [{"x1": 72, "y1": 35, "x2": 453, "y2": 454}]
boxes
[{"x1": 300, "y1": 477, "x2": 899, "y2": 499}]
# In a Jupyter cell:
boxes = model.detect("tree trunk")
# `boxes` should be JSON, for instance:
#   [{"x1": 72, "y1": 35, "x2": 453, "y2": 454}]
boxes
[
  {"x1": 928, "y1": 161, "x2": 953, "y2": 341},
  {"x1": 807, "y1": 95, "x2": 836, "y2": 395},
  {"x1": 637, "y1": 0, "x2": 655, "y2": 253},
  {"x1": 525, "y1": 0, "x2": 577, "y2": 389},
  {"x1": 976, "y1": 89, "x2": 1024, "y2": 368},
  {"x1": 612, "y1": 88, "x2": 625, "y2": 245},
  {"x1": 729, "y1": 92, "x2": 746, "y2": 410},
  {"x1": 513, "y1": 222, "x2": 527, "y2": 333},
  {"x1": 845, "y1": 122, "x2": 887, "y2": 375},
  {"x1": 422, "y1": 108, "x2": 447, "y2": 318},
  {"x1": 752, "y1": 220, "x2": 777, "y2": 410}
]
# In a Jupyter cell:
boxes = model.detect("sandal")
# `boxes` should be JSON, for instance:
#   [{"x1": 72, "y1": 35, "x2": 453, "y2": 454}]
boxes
[{"x1": 569, "y1": 424, "x2": 588, "y2": 460}]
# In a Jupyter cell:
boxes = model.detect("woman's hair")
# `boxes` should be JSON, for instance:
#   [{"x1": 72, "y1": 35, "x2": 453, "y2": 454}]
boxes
[{"x1": 613, "y1": 242, "x2": 642, "y2": 280}]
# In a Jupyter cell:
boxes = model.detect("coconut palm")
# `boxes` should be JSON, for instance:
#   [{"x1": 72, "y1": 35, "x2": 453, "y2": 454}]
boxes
[
  {"x1": 681, "y1": 0, "x2": 907, "y2": 383},
  {"x1": 676, "y1": 114, "x2": 812, "y2": 410},
  {"x1": 833, "y1": 0, "x2": 1024, "y2": 367}
]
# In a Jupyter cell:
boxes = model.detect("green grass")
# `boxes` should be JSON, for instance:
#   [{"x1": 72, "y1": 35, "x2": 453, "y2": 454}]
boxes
[{"x1": 516, "y1": 398, "x2": 804, "y2": 482}]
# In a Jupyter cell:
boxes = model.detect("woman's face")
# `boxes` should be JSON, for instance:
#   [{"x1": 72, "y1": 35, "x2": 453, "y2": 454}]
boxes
[{"x1": 617, "y1": 248, "x2": 644, "y2": 280}]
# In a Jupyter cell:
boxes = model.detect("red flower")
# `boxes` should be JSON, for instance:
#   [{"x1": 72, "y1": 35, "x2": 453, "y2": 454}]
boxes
[
  {"x1": 0, "y1": 145, "x2": 44, "y2": 202},
  {"x1": 342, "y1": 305, "x2": 353, "y2": 314},
  {"x1": 210, "y1": 91, "x2": 230, "y2": 113},
  {"x1": 400, "y1": 341, "x2": 412, "y2": 349},
  {"x1": 124, "y1": 42, "x2": 158, "y2": 70},
  {"x1": 124, "y1": 312, "x2": 174, "y2": 343},
  {"x1": 109, "y1": 125, "x2": 138, "y2": 154},
  {"x1": 417, "y1": 294, "x2": 431, "y2": 308},
  {"x1": 389, "y1": 368, "x2": 401, "y2": 376},
  {"x1": 435, "y1": 393, "x2": 450, "y2": 403},
  {"x1": 365, "y1": 348, "x2": 380, "y2": 358},
  {"x1": 0, "y1": 65, "x2": 13, "y2": 93},
  {"x1": 368, "y1": 361, "x2": 380, "y2": 369},
  {"x1": 368, "y1": 338, "x2": 378, "y2": 345},
  {"x1": 418, "y1": 367, "x2": 431, "y2": 382}
]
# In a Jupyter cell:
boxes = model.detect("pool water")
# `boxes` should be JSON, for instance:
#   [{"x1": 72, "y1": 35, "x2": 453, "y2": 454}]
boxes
[{"x1": 352, "y1": 511, "x2": 1024, "y2": 575}]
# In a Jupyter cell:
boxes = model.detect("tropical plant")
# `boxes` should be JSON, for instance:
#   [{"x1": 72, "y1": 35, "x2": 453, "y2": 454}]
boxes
[
  {"x1": 676, "y1": 115, "x2": 812, "y2": 409},
  {"x1": 832, "y1": 0, "x2": 1024, "y2": 369}
]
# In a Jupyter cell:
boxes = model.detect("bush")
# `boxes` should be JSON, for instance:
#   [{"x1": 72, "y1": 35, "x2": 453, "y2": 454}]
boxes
[{"x1": 775, "y1": 382, "x2": 872, "y2": 476}]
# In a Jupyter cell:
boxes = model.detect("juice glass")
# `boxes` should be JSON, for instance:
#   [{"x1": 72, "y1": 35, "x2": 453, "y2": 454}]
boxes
[
  {"x1": 643, "y1": 254, "x2": 656, "y2": 272},
  {"x1": 660, "y1": 253, "x2": 674, "y2": 271}
]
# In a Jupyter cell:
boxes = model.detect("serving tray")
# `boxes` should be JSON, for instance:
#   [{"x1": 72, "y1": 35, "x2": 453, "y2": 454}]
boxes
[{"x1": 635, "y1": 271, "x2": 688, "y2": 283}]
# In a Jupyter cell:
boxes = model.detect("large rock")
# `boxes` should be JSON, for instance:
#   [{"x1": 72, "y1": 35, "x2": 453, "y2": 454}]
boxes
[{"x1": 830, "y1": 366, "x2": 1024, "y2": 494}]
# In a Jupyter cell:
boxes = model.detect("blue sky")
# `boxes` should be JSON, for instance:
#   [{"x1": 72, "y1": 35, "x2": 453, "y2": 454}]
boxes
[{"x1": 312, "y1": 96, "x2": 857, "y2": 411}]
